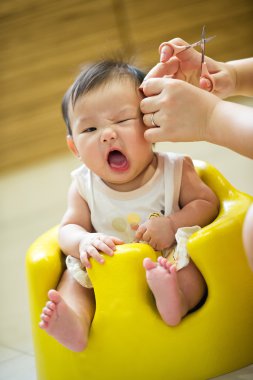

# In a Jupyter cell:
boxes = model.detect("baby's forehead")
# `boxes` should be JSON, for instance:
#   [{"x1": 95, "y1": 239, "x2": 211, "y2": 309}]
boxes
[{"x1": 94, "y1": 75, "x2": 138, "y2": 90}]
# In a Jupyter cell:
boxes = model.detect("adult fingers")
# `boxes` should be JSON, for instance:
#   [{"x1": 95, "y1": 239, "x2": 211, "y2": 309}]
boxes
[
  {"x1": 159, "y1": 43, "x2": 174, "y2": 62},
  {"x1": 159, "y1": 38, "x2": 188, "y2": 62},
  {"x1": 141, "y1": 58, "x2": 179, "y2": 82},
  {"x1": 140, "y1": 92, "x2": 160, "y2": 115},
  {"x1": 206, "y1": 69, "x2": 234, "y2": 99},
  {"x1": 199, "y1": 77, "x2": 213, "y2": 92},
  {"x1": 160, "y1": 38, "x2": 201, "y2": 65},
  {"x1": 142, "y1": 111, "x2": 160, "y2": 128},
  {"x1": 144, "y1": 127, "x2": 170, "y2": 143},
  {"x1": 141, "y1": 77, "x2": 169, "y2": 99}
]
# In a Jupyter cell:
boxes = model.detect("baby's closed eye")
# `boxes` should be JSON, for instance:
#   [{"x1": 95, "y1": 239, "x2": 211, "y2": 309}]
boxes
[{"x1": 82, "y1": 127, "x2": 97, "y2": 133}]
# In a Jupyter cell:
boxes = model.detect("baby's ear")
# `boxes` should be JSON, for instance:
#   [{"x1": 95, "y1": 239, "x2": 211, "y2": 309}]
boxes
[{"x1": 66, "y1": 135, "x2": 79, "y2": 157}]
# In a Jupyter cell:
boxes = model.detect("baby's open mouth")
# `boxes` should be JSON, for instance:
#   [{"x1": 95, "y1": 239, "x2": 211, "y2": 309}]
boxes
[{"x1": 107, "y1": 150, "x2": 129, "y2": 171}]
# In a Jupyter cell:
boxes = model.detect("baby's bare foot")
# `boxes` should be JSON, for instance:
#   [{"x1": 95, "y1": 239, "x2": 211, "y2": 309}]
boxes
[
  {"x1": 143, "y1": 257, "x2": 187, "y2": 326},
  {"x1": 39, "y1": 289, "x2": 87, "y2": 352}
]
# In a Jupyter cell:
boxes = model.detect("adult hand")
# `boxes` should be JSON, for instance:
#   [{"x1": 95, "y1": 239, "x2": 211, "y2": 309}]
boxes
[
  {"x1": 141, "y1": 37, "x2": 236, "y2": 99},
  {"x1": 140, "y1": 77, "x2": 220, "y2": 143}
]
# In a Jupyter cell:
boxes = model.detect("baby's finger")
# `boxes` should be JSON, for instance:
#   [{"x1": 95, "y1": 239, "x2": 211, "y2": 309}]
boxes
[
  {"x1": 110, "y1": 236, "x2": 124, "y2": 245},
  {"x1": 148, "y1": 238, "x2": 160, "y2": 251},
  {"x1": 80, "y1": 251, "x2": 92, "y2": 268},
  {"x1": 100, "y1": 237, "x2": 117, "y2": 254},
  {"x1": 106, "y1": 236, "x2": 124, "y2": 249},
  {"x1": 86, "y1": 244, "x2": 105, "y2": 263},
  {"x1": 141, "y1": 230, "x2": 152, "y2": 244},
  {"x1": 94, "y1": 237, "x2": 117, "y2": 256},
  {"x1": 135, "y1": 224, "x2": 147, "y2": 241}
]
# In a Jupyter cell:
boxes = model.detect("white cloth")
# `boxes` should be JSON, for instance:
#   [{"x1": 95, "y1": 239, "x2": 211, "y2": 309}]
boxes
[
  {"x1": 71, "y1": 152, "x2": 183, "y2": 242},
  {"x1": 67, "y1": 152, "x2": 191, "y2": 288},
  {"x1": 66, "y1": 256, "x2": 93, "y2": 288},
  {"x1": 164, "y1": 226, "x2": 201, "y2": 270}
]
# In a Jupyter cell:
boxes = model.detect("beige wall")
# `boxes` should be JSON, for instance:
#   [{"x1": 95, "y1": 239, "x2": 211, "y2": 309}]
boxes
[{"x1": 1, "y1": 0, "x2": 253, "y2": 172}]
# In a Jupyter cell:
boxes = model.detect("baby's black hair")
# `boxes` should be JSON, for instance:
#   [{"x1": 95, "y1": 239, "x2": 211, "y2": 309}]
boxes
[{"x1": 62, "y1": 60, "x2": 146, "y2": 136}]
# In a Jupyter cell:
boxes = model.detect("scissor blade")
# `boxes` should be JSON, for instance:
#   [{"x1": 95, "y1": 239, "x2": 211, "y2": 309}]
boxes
[
  {"x1": 201, "y1": 25, "x2": 206, "y2": 63},
  {"x1": 188, "y1": 35, "x2": 216, "y2": 50},
  {"x1": 205, "y1": 35, "x2": 216, "y2": 43}
]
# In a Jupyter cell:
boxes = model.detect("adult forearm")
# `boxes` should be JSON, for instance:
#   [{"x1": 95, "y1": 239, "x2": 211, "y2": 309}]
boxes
[
  {"x1": 207, "y1": 100, "x2": 253, "y2": 158},
  {"x1": 228, "y1": 58, "x2": 253, "y2": 97}
]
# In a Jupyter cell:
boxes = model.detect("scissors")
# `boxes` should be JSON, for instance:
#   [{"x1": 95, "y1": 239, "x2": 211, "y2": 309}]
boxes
[
  {"x1": 159, "y1": 26, "x2": 215, "y2": 91},
  {"x1": 159, "y1": 35, "x2": 213, "y2": 57}
]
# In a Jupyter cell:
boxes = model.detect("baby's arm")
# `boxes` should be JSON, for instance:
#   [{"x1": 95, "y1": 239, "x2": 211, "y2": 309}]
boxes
[
  {"x1": 135, "y1": 157, "x2": 219, "y2": 251},
  {"x1": 59, "y1": 181, "x2": 123, "y2": 267},
  {"x1": 169, "y1": 156, "x2": 219, "y2": 231}
]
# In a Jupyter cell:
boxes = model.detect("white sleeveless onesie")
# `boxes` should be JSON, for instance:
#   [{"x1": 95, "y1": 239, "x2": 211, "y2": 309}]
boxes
[{"x1": 66, "y1": 152, "x2": 200, "y2": 287}]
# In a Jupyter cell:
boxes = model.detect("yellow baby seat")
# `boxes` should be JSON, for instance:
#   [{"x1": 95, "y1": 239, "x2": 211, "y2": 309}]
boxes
[{"x1": 26, "y1": 160, "x2": 253, "y2": 380}]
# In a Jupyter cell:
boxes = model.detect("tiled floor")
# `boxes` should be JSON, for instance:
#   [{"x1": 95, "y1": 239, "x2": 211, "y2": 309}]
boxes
[{"x1": 1, "y1": 140, "x2": 253, "y2": 379}]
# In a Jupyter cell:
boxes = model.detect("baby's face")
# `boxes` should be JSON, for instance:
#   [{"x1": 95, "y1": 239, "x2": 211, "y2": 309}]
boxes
[{"x1": 69, "y1": 78, "x2": 155, "y2": 191}]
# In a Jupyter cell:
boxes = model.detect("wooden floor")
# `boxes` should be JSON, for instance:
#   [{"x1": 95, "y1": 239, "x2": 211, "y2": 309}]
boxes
[{"x1": 1, "y1": 0, "x2": 253, "y2": 172}]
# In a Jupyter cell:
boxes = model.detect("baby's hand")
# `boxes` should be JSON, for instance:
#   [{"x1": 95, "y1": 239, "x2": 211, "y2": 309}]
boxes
[
  {"x1": 135, "y1": 217, "x2": 175, "y2": 251},
  {"x1": 79, "y1": 233, "x2": 123, "y2": 268}
]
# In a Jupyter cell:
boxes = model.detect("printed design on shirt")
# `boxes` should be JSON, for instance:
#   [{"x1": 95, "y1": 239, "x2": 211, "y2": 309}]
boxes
[
  {"x1": 111, "y1": 210, "x2": 165, "y2": 242},
  {"x1": 127, "y1": 213, "x2": 141, "y2": 231},
  {"x1": 111, "y1": 217, "x2": 128, "y2": 232},
  {"x1": 148, "y1": 212, "x2": 161, "y2": 219},
  {"x1": 111, "y1": 213, "x2": 141, "y2": 234}
]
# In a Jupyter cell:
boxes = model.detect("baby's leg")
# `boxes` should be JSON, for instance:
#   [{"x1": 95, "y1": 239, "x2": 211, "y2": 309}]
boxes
[
  {"x1": 39, "y1": 269, "x2": 95, "y2": 352},
  {"x1": 143, "y1": 257, "x2": 206, "y2": 326}
]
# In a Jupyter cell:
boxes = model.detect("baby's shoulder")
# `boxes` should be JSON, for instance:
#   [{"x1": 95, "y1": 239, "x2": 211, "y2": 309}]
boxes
[{"x1": 71, "y1": 164, "x2": 90, "y2": 181}]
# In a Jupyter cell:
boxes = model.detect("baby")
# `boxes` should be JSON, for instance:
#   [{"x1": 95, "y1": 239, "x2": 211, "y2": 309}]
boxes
[{"x1": 39, "y1": 60, "x2": 219, "y2": 351}]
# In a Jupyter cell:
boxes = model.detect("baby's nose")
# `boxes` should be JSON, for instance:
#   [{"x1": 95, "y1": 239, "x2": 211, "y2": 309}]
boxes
[{"x1": 101, "y1": 126, "x2": 117, "y2": 143}]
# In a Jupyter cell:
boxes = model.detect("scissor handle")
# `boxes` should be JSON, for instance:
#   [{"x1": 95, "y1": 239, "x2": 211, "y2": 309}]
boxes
[{"x1": 200, "y1": 62, "x2": 214, "y2": 92}]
